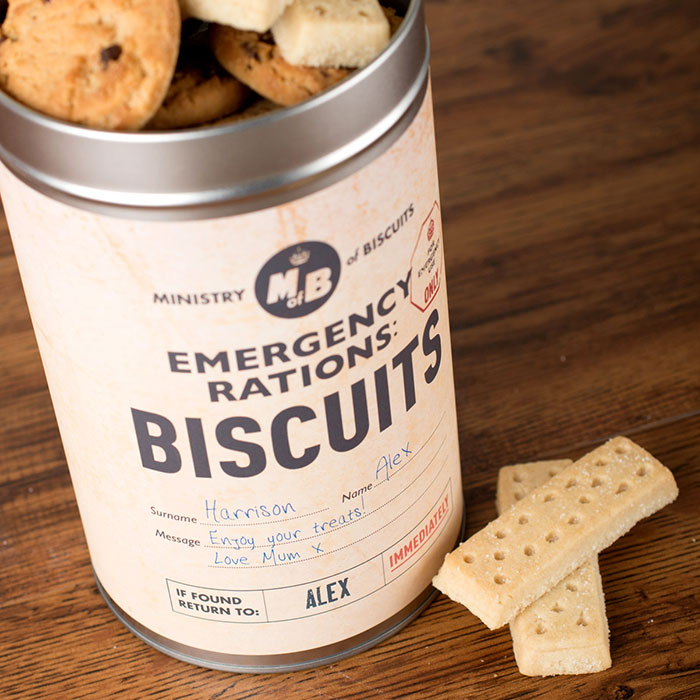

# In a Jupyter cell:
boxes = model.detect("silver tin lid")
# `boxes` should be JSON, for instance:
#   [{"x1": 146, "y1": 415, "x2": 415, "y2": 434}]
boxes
[{"x1": 0, "y1": 1, "x2": 427, "y2": 218}]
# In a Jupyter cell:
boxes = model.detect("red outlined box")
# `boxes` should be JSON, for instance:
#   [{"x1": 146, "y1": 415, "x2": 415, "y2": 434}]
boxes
[{"x1": 383, "y1": 485, "x2": 450, "y2": 582}]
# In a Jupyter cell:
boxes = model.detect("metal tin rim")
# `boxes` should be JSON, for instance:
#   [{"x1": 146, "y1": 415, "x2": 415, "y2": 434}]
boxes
[{"x1": 0, "y1": 1, "x2": 427, "y2": 217}]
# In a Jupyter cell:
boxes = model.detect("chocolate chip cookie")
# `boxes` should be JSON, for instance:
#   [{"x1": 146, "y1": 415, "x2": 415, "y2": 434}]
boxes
[
  {"x1": 148, "y1": 21, "x2": 248, "y2": 129},
  {"x1": 212, "y1": 96, "x2": 280, "y2": 125},
  {"x1": 383, "y1": 6, "x2": 403, "y2": 36},
  {"x1": 0, "y1": 0, "x2": 180, "y2": 130},
  {"x1": 210, "y1": 25, "x2": 349, "y2": 107}
]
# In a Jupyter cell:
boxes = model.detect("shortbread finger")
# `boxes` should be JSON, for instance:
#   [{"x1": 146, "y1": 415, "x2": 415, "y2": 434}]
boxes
[
  {"x1": 496, "y1": 460, "x2": 572, "y2": 511},
  {"x1": 433, "y1": 436, "x2": 678, "y2": 629},
  {"x1": 510, "y1": 558, "x2": 610, "y2": 675},
  {"x1": 179, "y1": 0, "x2": 293, "y2": 33},
  {"x1": 497, "y1": 461, "x2": 611, "y2": 676},
  {"x1": 271, "y1": 0, "x2": 390, "y2": 68}
]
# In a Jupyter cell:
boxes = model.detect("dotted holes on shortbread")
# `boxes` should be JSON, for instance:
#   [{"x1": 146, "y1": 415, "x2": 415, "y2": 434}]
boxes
[
  {"x1": 591, "y1": 476, "x2": 604, "y2": 488},
  {"x1": 579, "y1": 495, "x2": 591, "y2": 504},
  {"x1": 524, "y1": 545, "x2": 536, "y2": 557},
  {"x1": 577, "y1": 615, "x2": 589, "y2": 627},
  {"x1": 568, "y1": 515, "x2": 581, "y2": 525},
  {"x1": 551, "y1": 603, "x2": 564, "y2": 613},
  {"x1": 518, "y1": 514, "x2": 530, "y2": 525},
  {"x1": 566, "y1": 478, "x2": 578, "y2": 489},
  {"x1": 536, "y1": 623, "x2": 546, "y2": 635},
  {"x1": 543, "y1": 492, "x2": 556, "y2": 503},
  {"x1": 494, "y1": 575, "x2": 507, "y2": 585},
  {"x1": 463, "y1": 554, "x2": 475, "y2": 564},
  {"x1": 616, "y1": 482, "x2": 629, "y2": 495},
  {"x1": 545, "y1": 531, "x2": 559, "y2": 544}
]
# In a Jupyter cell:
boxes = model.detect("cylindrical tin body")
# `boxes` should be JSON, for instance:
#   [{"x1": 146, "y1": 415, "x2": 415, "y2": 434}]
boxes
[{"x1": 0, "y1": 1, "x2": 463, "y2": 672}]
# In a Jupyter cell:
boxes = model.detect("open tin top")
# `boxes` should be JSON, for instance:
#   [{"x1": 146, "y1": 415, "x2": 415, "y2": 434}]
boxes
[{"x1": 0, "y1": 0, "x2": 427, "y2": 218}]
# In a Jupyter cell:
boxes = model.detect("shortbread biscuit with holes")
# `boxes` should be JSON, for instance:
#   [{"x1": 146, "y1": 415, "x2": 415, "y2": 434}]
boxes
[
  {"x1": 179, "y1": 0, "x2": 293, "y2": 33},
  {"x1": 497, "y1": 460, "x2": 611, "y2": 676},
  {"x1": 0, "y1": 0, "x2": 180, "y2": 130},
  {"x1": 433, "y1": 436, "x2": 678, "y2": 630},
  {"x1": 271, "y1": 0, "x2": 390, "y2": 68},
  {"x1": 210, "y1": 25, "x2": 349, "y2": 106},
  {"x1": 497, "y1": 460, "x2": 572, "y2": 510}
]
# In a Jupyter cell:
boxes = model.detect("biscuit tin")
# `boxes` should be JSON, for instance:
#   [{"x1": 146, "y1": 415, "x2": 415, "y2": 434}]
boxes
[{"x1": 0, "y1": 0, "x2": 463, "y2": 671}]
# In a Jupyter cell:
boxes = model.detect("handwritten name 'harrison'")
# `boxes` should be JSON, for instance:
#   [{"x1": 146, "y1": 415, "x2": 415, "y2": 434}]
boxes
[{"x1": 204, "y1": 499, "x2": 296, "y2": 523}]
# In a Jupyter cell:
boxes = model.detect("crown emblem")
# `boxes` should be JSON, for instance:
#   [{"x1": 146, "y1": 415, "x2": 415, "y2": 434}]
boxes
[{"x1": 289, "y1": 246, "x2": 311, "y2": 266}]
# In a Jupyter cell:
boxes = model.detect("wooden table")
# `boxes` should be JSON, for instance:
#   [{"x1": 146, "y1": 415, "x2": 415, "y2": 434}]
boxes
[{"x1": 2, "y1": 0, "x2": 699, "y2": 697}]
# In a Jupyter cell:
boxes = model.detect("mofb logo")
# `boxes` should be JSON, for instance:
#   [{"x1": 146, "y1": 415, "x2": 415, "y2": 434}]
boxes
[{"x1": 255, "y1": 241, "x2": 341, "y2": 318}]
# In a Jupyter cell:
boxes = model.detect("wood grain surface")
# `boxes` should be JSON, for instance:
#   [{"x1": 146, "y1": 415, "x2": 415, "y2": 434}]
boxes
[{"x1": 1, "y1": 0, "x2": 699, "y2": 698}]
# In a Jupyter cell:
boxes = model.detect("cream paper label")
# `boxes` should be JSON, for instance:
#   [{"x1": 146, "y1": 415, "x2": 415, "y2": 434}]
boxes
[{"x1": 1, "y1": 87, "x2": 463, "y2": 657}]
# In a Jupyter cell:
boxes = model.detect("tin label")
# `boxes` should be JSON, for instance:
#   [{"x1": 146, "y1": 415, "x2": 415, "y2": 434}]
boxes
[{"x1": 1, "y1": 86, "x2": 463, "y2": 656}]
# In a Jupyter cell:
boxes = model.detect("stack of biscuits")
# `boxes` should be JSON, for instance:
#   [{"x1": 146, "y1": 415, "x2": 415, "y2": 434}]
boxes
[
  {"x1": 433, "y1": 436, "x2": 679, "y2": 676},
  {"x1": 0, "y1": 0, "x2": 401, "y2": 131}
]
